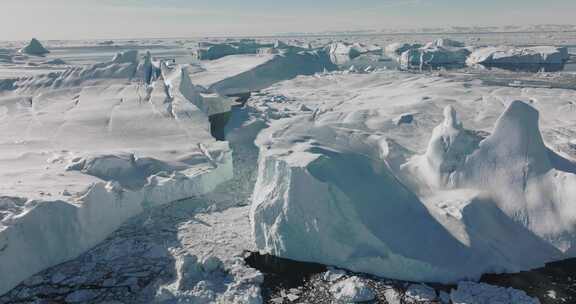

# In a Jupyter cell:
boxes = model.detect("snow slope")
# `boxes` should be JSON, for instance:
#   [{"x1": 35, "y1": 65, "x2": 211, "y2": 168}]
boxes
[
  {"x1": 0, "y1": 50, "x2": 234, "y2": 295},
  {"x1": 250, "y1": 70, "x2": 576, "y2": 283}
]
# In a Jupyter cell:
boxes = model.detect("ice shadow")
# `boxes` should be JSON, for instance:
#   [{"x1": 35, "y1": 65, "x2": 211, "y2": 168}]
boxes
[{"x1": 305, "y1": 147, "x2": 492, "y2": 280}]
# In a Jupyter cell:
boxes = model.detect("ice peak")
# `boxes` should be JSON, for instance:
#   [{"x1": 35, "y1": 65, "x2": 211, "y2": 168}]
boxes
[
  {"x1": 443, "y1": 105, "x2": 462, "y2": 130},
  {"x1": 494, "y1": 100, "x2": 539, "y2": 133},
  {"x1": 480, "y1": 100, "x2": 552, "y2": 175},
  {"x1": 19, "y1": 38, "x2": 49, "y2": 56}
]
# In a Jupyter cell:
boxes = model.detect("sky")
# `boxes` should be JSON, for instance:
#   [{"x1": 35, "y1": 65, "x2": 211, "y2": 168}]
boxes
[{"x1": 2, "y1": 0, "x2": 576, "y2": 40}]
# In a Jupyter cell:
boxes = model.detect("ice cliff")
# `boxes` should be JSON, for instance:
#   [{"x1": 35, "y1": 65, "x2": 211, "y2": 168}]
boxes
[{"x1": 250, "y1": 72, "x2": 576, "y2": 284}]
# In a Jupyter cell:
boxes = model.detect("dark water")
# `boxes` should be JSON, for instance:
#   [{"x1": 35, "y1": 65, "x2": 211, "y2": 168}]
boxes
[
  {"x1": 481, "y1": 258, "x2": 576, "y2": 304},
  {"x1": 245, "y1": 252, "x2": 327, "y2": 290},
  {"x1": 246, "y1": 252, "x2": 576, "y2": 304}
]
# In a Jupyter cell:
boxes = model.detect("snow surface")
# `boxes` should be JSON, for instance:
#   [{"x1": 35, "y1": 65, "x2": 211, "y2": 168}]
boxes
[{"x1": 250, "y1": 70, "x2": 576, "y2": 283}]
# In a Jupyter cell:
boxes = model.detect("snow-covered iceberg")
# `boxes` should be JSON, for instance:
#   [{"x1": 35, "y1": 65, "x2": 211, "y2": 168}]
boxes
[
  {"x1": 467, "y1": 46, "x2": 570, "y2": 66},
  {"x1": 19, "y1": 38, "x2": 50, "y2": 56},
  {"x1": 327, "y1": 42, "x2": 382, "y2": 58},
  {"x1": 188, "y1": 51, "x2": 334, "y2": 96},
  {"x1": 398, "y1": 39, "x2": 470, "y2": 67},
  {"x1": 0, "y1": 51, "x2": 234, "y2": 295},
  {"x1": 326, "y1": 42, "x2": 382, "y2": 64},
  {"x1": 384, "y1": 42, "x2": 422, "y2": 59},
  {"x1": 12, "y1": 50, "x2": 160, "y2": 91},
  {"x1": 250, "y1": 71, "x2": 576, "y2": 284},
  {"x1": 194, "y1": 39, "x2": 276, "y2": 60}
]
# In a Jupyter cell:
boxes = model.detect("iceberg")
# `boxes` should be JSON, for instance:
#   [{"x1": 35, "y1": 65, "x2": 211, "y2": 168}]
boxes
[
  {"x1": 327, "y1": 42, "x2": 382, "y2": 64},
  {"x1": 398, "y1": 39, "x2": 470, "y2": 67},
  {"x1": 188, "y1": 51, "x2": 334, "y2": 96},
  {"x1": 19, "y1": 38, "x2": 50, "y2": 56},
  {"x1": 250, "y1": 71, "x2": 576, "y2": 284},
  {"x1": 467, "y1": 46, "x2": 570, "y2": 66},
  {"x1": 0, "y1": 51, "x2": 234, "y2": 295},
  {"x1": 384, "y1": 42, "x2": 422, "y2": 59},
  {"x1": 193, "y1": 39, "x2": 275, "y2": 60}
]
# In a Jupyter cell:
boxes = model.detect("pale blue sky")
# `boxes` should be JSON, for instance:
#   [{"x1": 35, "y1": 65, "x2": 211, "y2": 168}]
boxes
[{"x1": 2, "y1": 0, "x2": 575, "y2": 40}]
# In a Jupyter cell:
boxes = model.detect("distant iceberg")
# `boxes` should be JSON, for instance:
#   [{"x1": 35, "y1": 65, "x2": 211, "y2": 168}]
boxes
[
  {"x1": 467, "y1": 46, "x2": 569, "y2": 66},
  {"x1": 398, "y1": 39, "x2": 470, "y2": 67},
  {"x1": 19, "y1": 38, "x2": 50, "y2": 56}
]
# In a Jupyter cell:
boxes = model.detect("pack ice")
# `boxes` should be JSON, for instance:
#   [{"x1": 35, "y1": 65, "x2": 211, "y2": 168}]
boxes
[{"x1": 251, "y1": 71, "x2": 576, "y2": 284}]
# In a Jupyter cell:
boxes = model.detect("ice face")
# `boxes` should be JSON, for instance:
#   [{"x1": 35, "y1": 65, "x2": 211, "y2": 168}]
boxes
[
  {"x1": 19, "y1": 38, "x2": 50, "y2": 56},
  {"x1": 467, "y1": 46, "x2": 570, "y2": 67},
  {"x1": 250, "y1": 71, "x2": 576, "y2": 284}
]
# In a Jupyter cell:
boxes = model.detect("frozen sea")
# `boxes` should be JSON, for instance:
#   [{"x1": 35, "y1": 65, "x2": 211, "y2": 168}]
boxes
[{"x1": 1, "y1": 30, "x2": 576, "y2": 303}]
